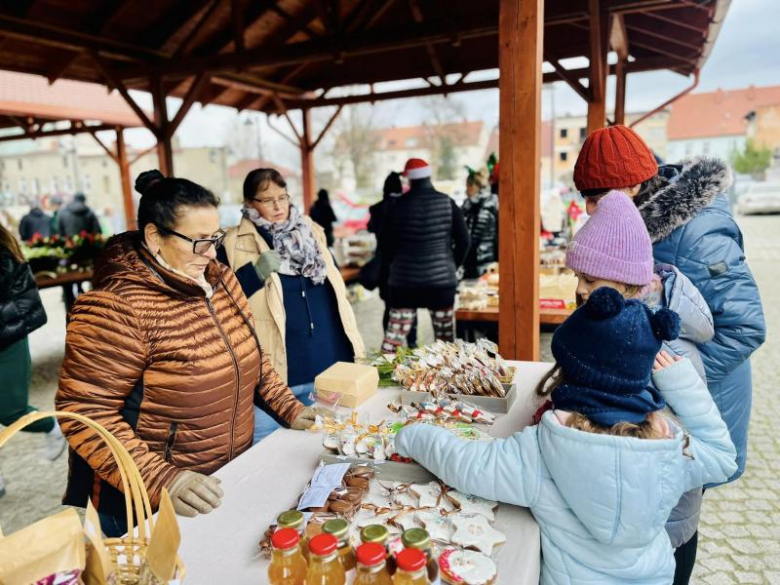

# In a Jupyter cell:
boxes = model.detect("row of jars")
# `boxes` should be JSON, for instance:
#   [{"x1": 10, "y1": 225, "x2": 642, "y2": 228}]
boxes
[{"x1": 270, "y1": 510, "x2": 439, "y2": 584}]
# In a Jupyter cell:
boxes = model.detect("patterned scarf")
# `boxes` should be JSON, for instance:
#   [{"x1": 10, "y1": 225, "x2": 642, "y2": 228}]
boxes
[{"x1": 242, "y1": 203, "x2": 328, "y2": 285}]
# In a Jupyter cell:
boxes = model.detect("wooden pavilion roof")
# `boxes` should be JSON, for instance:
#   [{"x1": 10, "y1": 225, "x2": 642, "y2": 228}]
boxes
[{"x1": 0, "y1": 0, "x2": 729, "y2": 114}]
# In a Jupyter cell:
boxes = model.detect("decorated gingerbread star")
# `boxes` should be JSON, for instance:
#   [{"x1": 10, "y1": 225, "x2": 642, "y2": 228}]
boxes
[
  {"x1": 449, "y1": 491, "x2": 498, "y2": 521},
  {"x1": 451, "y1": 515, "x2": 506, "y2": 556}
]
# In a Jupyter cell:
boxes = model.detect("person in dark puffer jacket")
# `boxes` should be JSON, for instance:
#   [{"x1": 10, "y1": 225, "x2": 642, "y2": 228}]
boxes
[
  {"x1": 380, "y1": 158, "x2": 470, "y2": 352},
  {"x1": 0, "y1": 224, "x2": 64, "y2": 497},
  {"x1": 19, "y1": 205, "x2": 52, "y2": 241},
  {"x1": 461, "y1": 167, "x2": 498, "y2": 279}
]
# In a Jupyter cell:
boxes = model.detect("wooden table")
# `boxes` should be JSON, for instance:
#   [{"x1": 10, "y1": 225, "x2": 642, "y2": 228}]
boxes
[
  {"x1": 456, "y1": 305, "x2": 573, "y2": 326},
  {"x1": 339, "y1": 265, "x2": 361, "y2": 285},
  {"x1": 34, "y1": 269, "x2": 93, "y2": 290}
]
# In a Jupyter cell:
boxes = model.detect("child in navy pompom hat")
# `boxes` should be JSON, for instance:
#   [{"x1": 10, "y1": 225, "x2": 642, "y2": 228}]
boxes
[{"x1": 393, "y1": 287, "x2": 736, "y2": 584}]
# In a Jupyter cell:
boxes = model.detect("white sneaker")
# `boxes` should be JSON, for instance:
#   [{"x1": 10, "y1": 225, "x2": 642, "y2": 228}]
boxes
[
  {"x1": 45, "y1": 422, "x2": 67, "y2": 461},
  {"x1": 0, "y1": 471, "x2": 5, "y2": 497}
]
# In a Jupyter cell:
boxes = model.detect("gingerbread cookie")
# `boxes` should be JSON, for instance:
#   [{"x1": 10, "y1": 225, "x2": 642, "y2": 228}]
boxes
[
  {"x1": 451, "y1": 515, "x2": 506, "y2": 556},
  {"x1": 415, "y1": 510, "x2": 452, "y2": 542},
  {"x1": 438, "y1": 547, "x2": 498, "y2": 585}
]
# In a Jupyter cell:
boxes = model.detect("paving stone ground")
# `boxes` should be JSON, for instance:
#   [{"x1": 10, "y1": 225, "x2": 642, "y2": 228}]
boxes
[{"x1": 0, "y1": 214, "x2": 777, "y2": 582}]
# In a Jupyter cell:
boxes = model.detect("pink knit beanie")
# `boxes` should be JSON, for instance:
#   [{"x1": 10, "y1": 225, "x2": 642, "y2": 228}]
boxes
[{"x1": 565, "y1": 191, "x2": 654, "y2": 286}]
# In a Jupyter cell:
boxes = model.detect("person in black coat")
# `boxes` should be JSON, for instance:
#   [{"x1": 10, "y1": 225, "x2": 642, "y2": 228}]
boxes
[
  {"x1": 57, "y1": 193, "x2": 102, "y2": 237},
  {"x1": 0, "y1": 225, "x2": 64, "y2": 496},
  {"x1": 309, "y1": 189, "x2": 338, "y2": 248},
  {"x1": 380, "y1": 159, "x2": 470, "y2": 352},
  {"x1": 19, "y1": 205, "x2": 52, "y2": 241}
]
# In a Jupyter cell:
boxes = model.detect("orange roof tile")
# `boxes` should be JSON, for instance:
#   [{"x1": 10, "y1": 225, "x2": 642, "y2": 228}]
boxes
[
  {"x1": 0, "y1": 70, "x2": 144, "y2": 127},
  {"x1": 667, "y1": 85, "x2": 780, "y2": 141},
  {"x1": 374, "y1": 121, "x2": 484, "y2": 151}
]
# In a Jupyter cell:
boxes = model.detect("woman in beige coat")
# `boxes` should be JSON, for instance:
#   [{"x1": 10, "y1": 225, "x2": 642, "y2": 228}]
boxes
[{"x1": 219, "y1": 168, "x2": 364, "y2": 442}]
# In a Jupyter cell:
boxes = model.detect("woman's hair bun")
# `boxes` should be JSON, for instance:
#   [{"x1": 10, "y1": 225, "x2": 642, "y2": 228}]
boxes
[{"x1": 135, "y1": 170, "x2": 165, "y2": 195}]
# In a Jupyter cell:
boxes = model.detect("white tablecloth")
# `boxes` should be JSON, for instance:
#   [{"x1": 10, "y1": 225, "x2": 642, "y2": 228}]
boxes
[{"x1": 176, "y1": 360, "x2": 551, "y2": 585}]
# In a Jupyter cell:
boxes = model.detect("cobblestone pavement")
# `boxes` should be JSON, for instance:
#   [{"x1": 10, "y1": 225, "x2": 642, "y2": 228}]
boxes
[{"x1": 1, "y1": 215, "x2": 778, "y2": 582}]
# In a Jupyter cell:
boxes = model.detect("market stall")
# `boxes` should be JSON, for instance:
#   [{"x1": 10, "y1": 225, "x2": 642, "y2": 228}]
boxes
[{"x1": 175, "y1": 360, "x2": 551, "y2": 584}]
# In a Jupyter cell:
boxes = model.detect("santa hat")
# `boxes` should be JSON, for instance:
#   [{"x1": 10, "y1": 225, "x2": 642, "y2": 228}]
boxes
[{"x1": 403, "y1": 158, "x2": 432, "y2": 180}]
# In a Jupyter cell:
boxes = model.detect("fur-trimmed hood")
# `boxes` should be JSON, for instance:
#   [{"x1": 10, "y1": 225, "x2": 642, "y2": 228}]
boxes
[{"x1": 636, "y1": 157, "x2": 733, "y2": 243}]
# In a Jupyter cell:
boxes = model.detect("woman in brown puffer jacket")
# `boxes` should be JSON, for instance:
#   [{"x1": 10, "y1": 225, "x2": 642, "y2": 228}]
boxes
[{"x1": 55, "y1": 171, "x2": 329, "y2": 537}]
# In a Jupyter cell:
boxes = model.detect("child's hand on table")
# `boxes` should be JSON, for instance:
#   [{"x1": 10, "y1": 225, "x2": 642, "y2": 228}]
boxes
[{"x1": 653, "y1": 350, "x2": 682, "y2": 372}]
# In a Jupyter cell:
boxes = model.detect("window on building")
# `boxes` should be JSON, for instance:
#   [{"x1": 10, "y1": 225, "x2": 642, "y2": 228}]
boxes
[
  {"x1": 63, "y1": 156, "x2": 68, "y2": 168},
  {"x1": 0, "y1": 160, "x2": 4, "y2": 170},
  {"x1": 579, "y1": 127, "x2": 587, "y2": 140},
  {"x1": 560, "y1": 128, "x2": 568, "y2": 139},
  {"x1": 82, "y1": 175, "x2": 91, "y2": 193},
  {"x1": 17, "y1": 159, "x2": 23, "y2": 171},
  {"x1": 19, "y1": 179, "x2": 26, "y2": 193},
  {"x1": 685, "y1": 142, "x2": 693, "y2": 156},
  {"x1": 559, "y1": 152, "x2": 568, "y2": 162},
  {"x1": 209, "y1": 149, "x2": 218, "y2": 163},
  {"x1": 406, "y1": 138, "x2": 419, "y2": 148},
  {"x1": 65, "y1": 176, "x2": 74, "y2": 191},
  {"x1": 32, "y1": 178, "x2": 40, "y2": 196},
  {"x1": 702, "y1": 141, "x2": 710, "y2": 155},
  {"x1": 51, "y1": 177, "x2": 59, "y2": 192},
  {"x1": 102, "y1": 160, "x2": 108, "y2": 168},
  {"x1": 103, "y1": 176, "x2": 110, "y2": 194}
]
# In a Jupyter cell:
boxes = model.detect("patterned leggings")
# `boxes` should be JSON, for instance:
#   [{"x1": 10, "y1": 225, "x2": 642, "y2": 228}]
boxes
[{"x1": 381, "y1": 307, "x2": 454, "y2": 353}]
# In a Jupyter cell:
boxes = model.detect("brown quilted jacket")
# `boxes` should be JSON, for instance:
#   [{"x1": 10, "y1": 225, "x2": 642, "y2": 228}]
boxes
[{"x1": 56, "y1": 232, "x2": 303, "y2": 514}]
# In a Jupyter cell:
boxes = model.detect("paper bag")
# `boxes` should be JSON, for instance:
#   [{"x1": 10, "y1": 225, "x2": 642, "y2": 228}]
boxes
[
  {"x1": 138, "y1": 489, "x2": 182, "y2": 585},
  {"x1": 83, "y1": 501, "x2": 115, "y2": 585},
  {"x1": 0, "y1": 508, "x2": 85, "y2": 585}
]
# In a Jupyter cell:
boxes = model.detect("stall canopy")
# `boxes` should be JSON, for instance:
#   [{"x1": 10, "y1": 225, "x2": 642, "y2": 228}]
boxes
[{"x1": 0, "y1": 0, "x2": 730, "y2": 359}]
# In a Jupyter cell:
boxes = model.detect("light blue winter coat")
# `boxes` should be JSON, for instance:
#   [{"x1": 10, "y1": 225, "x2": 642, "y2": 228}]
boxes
[
  {"x1": 637, "y1": 157, "x2": 766, "y2": 482},
  {"x1": 396, "y1": 358, "x2": 737, "y2": 584}
]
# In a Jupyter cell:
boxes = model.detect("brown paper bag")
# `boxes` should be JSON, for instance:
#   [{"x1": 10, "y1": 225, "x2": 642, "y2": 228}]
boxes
[
  {"x1": 0, "y1": 508, "x2": 85, "y2": 585},
  {"x1": 138, "y1": 489, "x2": 182, "y2": 585},
  {"x1": 82, "y1": 501, "x2": 115, "y2": 585}
]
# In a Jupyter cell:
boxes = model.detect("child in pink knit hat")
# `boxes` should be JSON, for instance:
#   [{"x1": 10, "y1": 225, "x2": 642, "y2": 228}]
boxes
[{"x1": 560, "y1": 189, "x2": 717, "y2": 568}]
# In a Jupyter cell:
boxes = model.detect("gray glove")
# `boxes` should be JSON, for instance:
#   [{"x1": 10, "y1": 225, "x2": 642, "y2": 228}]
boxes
[
  {"x1": 291, "y1": 406, "x2": 335, "y2": 431},
  {"x1": 167, "y1": 470, "x2": 224, "y2": 518},
  {"x1": 254, "y1": 250, "x2": 282, "y2": 282}
]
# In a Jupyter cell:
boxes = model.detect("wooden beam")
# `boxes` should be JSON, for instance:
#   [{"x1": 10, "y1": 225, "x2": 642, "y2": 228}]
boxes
[
  {"x1": 151, "y1": 76, "x2": 174, "y2": 176},
  {"x1": 0, "y1": 123, "x2": 115, "y2": 143},
  {"x1": 168, "y1": 73, "x2": 210, "y2": 136},
  {"x1": 626, "y1": 23, "x2": 702, "y2": 53},
  {"x1": 143, "y1": 0, "x2": 214, "y2": 50},
  {"x1": 498, "y1": 0, "x2": 542, "y2": 361},
  {"x1": 89, "y1": 130, "x2": 120, "y2": 163},
  {"x1": 614, "y1": 56, "x2": 627, "y2": 125},
  {"x1": 610, "y1": 14, "x2": 629, "y2": 60},
  {"x1": 116, "y1": 21, "x2": 497, "y2": 80},
  {"x1": 188, "y1": 0, "x2": 279, "y2": 57},
  {"x1": 271, "y1": 5, "x2": 321, "y2": 39},
  {"x1": 273, "y1": 95, "x2": 304, "y2": 145},
  {"x1": 642, "y1": 10, "x2": 709, "y2": 34},
  {"x1": 301, "y1": 109, "x2": 315, "y2": 212},
  {"x1": 231, "y1": 0, "x2": 246, "y2": 54},
  {"x1": 408, "y1": 0, "x2": 447, "y2": 85},
  {"x1": 90, "y1": 53, "x2": 158, "y2": 135},
  {"x1": 129, "y1": 145, "x2": 157, "y2": 166},
  {"x1": 586, "y1": 0, "x2": 608, "y2": 134},
  {"x1": 174, "y1": 0, "x2": 221, "y2": 58},
  {"x1": 116, "y1": 127, "x2": 136, "y2": 230},
  {"x1": 311, "y1": 105, "x2": 343, "y2": 150},
  {"x1": 266, "y1": 116, "x2": 302, "y2": 148},
  {"x1": 0, "y1": 13, "x2": 164, "y2": 62},
  {"x1": 550, "y1": 59, "x2": 590, "y2": 102}
]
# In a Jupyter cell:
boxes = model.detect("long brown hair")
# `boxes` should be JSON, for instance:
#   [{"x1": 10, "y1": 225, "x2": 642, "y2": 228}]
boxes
[
  {"x1": 0, "y1": 224, "x2": 24, "y2": 263},
  {"x1": 536, "y1": 362, "x2": 666, "y2": 440}
]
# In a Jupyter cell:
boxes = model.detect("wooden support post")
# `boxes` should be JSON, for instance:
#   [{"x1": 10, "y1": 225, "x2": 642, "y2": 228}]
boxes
[
  {"x1": 151, "y1": 76, "x2": 174, "y2": 176},
  {"x1": 116, "y1": 127, "x2": 136, "y2": 230},
  {"x1": 614, "y1": 57, "x2": 627, "y2": 125},
  {"x1": 301, "y1": 108, "x2": 315, "y2": 213},
  {"x1": 498, "y1": 0, "x2": 543, "y2": 361},
  {"x1": 586, "y1": 0, "x2": 607, "y2": 134}
]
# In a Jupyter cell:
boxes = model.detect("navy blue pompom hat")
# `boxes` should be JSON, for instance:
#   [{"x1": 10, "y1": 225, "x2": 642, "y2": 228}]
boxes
[{"x1": 550, "y1": 287, "x2": 681, "y2": 426}]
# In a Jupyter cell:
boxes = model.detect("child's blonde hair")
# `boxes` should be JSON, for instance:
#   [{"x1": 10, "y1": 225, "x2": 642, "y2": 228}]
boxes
[{"x1": 535, "y1": 364, "x2": 666, "y2": 440}]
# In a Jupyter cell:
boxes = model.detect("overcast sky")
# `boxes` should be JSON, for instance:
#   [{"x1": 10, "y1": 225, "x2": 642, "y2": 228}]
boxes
[{"x1": 124, "y1": 0, "x2": 780, "y2": 167}]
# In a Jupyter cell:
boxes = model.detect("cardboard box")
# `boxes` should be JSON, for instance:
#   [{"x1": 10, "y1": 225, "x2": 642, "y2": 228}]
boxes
[{"x1": 315, "y1": 362, "x2": 379, "y2": 408}]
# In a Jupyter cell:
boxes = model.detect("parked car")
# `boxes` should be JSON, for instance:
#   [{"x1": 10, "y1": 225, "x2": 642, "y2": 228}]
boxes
[{"x1": 737, "y1": 182, "x2": 780, "y2": 215}]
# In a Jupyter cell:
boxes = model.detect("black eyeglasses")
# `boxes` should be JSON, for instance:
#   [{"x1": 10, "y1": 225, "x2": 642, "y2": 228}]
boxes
[{"x1": 158, "y1": 226, "x2": 226, "y2": 255}]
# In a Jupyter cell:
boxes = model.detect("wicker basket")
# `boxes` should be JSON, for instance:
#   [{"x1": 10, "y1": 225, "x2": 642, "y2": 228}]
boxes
[{"x1": 0, "y1": 411, "x2": 185, "y2": 584}]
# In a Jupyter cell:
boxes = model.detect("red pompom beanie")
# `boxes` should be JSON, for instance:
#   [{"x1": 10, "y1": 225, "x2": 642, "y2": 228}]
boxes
[{"x1": 574, "y1": 125, "x2": 658, "y2": 192}]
